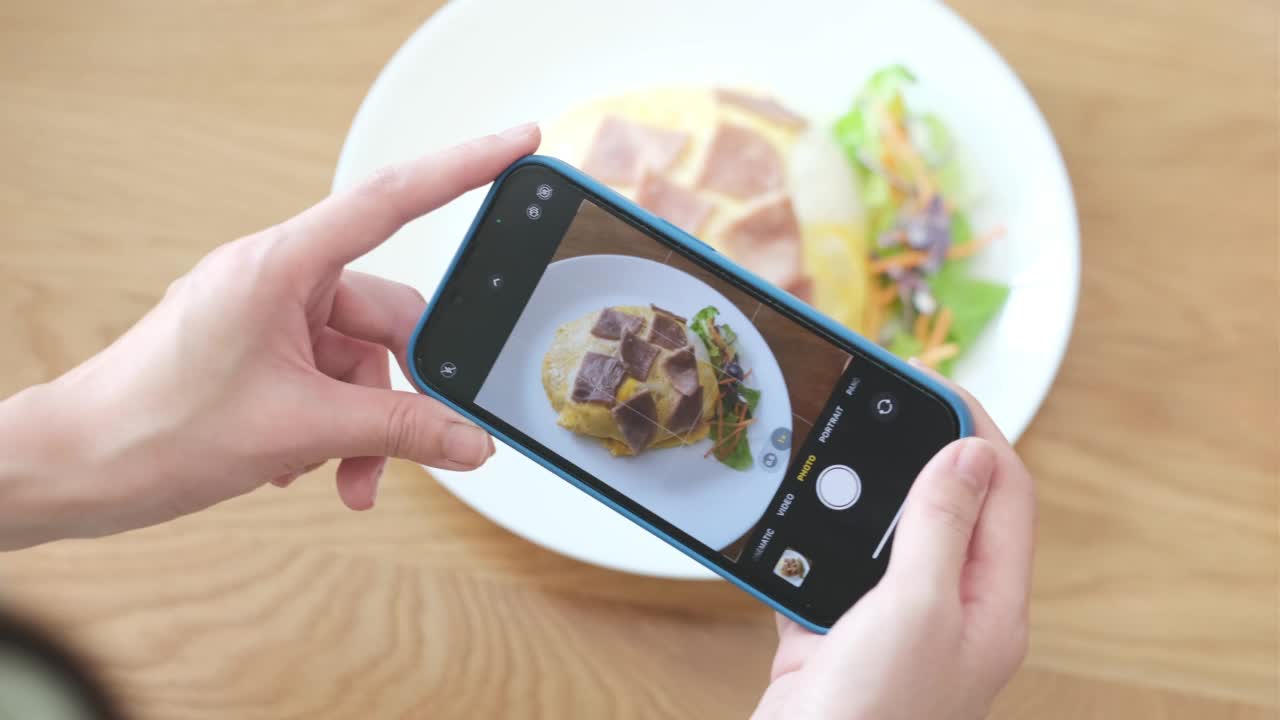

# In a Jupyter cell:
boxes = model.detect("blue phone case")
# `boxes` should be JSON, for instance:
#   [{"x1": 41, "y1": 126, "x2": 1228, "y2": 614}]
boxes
[{"x1": 406, "y1": 155, "x2": 973, "y2": 633}]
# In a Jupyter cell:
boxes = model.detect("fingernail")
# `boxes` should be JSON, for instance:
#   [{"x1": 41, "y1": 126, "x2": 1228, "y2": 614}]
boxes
[
  {"x1": 444, "y1": 422, "x2": 491, "y2": 466},
  {"x1": 499, "y1": 121, "x2": 537, "y2": 139},
  {"x1": 487, "y1": 435, "x2": 496, "y2": 458},
  {"x1": 954, "y1": 439, "x2": 997, "y2": 496}
]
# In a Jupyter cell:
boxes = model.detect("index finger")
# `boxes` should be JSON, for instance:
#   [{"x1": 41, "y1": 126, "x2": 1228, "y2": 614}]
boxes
[{"x1": 279, "y1": 123, "x2": 541, "y2": 274}]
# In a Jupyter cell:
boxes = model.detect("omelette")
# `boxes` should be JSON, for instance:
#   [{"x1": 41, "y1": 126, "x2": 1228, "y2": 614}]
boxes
[
  {"x1": 542, "y1": 87, "x2": 871, "y2": 333},
  {"x1": 543, "y1": 305, "x2": 720, "y2": 457}
]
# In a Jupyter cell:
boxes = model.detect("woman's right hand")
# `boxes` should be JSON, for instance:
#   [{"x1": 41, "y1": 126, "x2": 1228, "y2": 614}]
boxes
[{"x1": 753, "y1": 372, "x2": 1036, "y2": 720}]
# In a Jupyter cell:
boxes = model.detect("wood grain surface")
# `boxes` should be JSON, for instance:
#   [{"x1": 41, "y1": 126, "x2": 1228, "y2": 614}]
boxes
[{"x1": 1, "y1": 1, "x2": 1277, "y2": 718}]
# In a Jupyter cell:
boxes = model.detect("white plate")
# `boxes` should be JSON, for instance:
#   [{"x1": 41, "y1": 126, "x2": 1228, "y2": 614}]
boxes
[
  {"x1": 334, "y1": 0, "x2": 1080, "y2": 579},
  {"x1": 475, "y1": 255, "x2": 792, "y2": 552}
]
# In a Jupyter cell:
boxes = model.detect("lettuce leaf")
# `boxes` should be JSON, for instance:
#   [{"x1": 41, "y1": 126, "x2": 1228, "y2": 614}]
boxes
[
  {"x1": 710, "y1": 386, "x2": 760, "y2": 471},
  {"x1": 693, "y1": 305, "x2": 760, "y2": 471},
  {"x1": 937, "y1": 355, "x2": 957, "y2": 377},
  {"x1": 713, "y1": 428, "x2": 754, "y2": 471},
  {"x1": 690, "y1": 306, "x2": 723, "y2": 366},
  {"x1": 950, "y1": 210, "x2": 973, "y2": 247},
  {"x1": 930, "y1": 260, "x2": 1010, "y2": 349},
  {"x1": 862, "y1": 64, "x2": 916, "y2": 104},
  {"x1": 888, "y1": 331, "x2": 924, "y2": 360}
]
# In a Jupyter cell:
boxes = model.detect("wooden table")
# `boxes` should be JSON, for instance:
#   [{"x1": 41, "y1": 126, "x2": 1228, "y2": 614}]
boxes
[{"x1": 1, "y1": 1, "x2": 1275, "y2": 717}]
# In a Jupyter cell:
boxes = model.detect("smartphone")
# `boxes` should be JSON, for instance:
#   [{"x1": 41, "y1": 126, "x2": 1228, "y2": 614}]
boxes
[{"x1": 408, "y1": 156, "x2": 971, "y2": 631}]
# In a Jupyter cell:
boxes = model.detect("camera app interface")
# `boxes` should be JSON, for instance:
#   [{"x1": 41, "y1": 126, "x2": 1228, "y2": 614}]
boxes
[{"x1": 414, "y1": 166, "x2": 960, "y2": 625}]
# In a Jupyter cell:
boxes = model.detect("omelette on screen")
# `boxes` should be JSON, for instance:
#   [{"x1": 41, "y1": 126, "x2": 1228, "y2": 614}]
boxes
[{"x1": 542, "y1": 305, "x2": 718, "y2": 457}]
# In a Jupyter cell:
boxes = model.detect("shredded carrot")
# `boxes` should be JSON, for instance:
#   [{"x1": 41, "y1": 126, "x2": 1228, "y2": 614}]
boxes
[
  {"x1": 714, "y1": 419, "x2": 755, "y2": 458},
  {"x1": 949, "y1": 225, "x2": 1005, "y2": 259},
  {"x1": 919, "y1": 343, "x2": 960, "y2": 368},
  {"x1": 927, "y1": 307, "x2": 953, "y2": 349},
  {"x1": 876, "y1": 281, "x2": 899, "y2": 306},
  {"x1": 879, "y1": 151, "x2": 916, "y2": 204},
  {"x1": 881, "y1": 150, "x2": 897, "y2": 174},
  {"x1": 713, "y1": 398, "x2": 725, "y2": 450},
  {"x1": 913, "y1": 313, "x2": 930, "y2": 344},
  {"x1": 870, "y1": 226, "x2": 1005, "y2": 275},
  {"x1": 708, "y1": 323, "x2": 725, "y2": 350},
  {"x1": 878, "y1": 106, "x2": 933, "y2": 199},
  {"x1": 870, "y1": 251, "x2": 928, "y2": 274},
  {"x1": 707, "y1": 402, "x2": 750, "y2": 459},
  {"x1": 865, "y1": 299, "x2": 885, "y2": 343}
]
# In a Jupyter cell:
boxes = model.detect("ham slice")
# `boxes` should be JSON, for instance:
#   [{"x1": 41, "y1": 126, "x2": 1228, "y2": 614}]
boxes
[
  {"x1": 571, "y1": 352, "x2": 626, "y2": 406},
  {"x1": 715, "y1": 89, "x2": 807, "y2": 130},
  {"x1": 651, "y1": 304, "x2": 687, "y2": 324},
  {"x1": 662, "y1": 347, "x2": 701, "y2": 397},
  {"x1": 667, "y1": 385, "x2": 704, "y2": 436},
  {"x1": 648, "y1": 311, "x2": 688, "y2": 350},
  {"x1": 782, "y1": 275, "x2": 814, "y2": 303},
  {"x1": 612, "y1": 390, "x2": 659, "y2": 453},
  {"x1": 696, "y1": 123, "x2": 785, "y2": 199},
  {"x1": 720, "y1": 194, "x2": 811, "y2": 301},
  {"x1": 635, "y1": 170, "x2": 714, "y2": 235},
  {"x1": 591, "y1": 307, "x2": 644, "y2": 340},
  {"x1": 582, "y1": 116, "x2": 689, "y2": 185},
  {"x1": 619, "y1": 330, "x2": 660, "y2": 381}
]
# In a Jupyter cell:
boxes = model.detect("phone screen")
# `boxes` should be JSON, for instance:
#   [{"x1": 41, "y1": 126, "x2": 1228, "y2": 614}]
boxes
[{"x1": 413, "y1": 163, "x2": 961, "y2": 627}]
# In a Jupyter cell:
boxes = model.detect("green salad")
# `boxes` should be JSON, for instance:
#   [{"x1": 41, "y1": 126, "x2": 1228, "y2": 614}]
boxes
[
  {"x1": 691, "y1": 305, "x2": 760, "y2": 471},
  {"x1": 835, "y1": 65, "x2": 1009, "y2": 375}
]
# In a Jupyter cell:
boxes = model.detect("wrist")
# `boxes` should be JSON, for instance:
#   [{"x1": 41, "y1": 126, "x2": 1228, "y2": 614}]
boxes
[{"x1": 0, "y1": 381, "x2": 113, "y2": 549}]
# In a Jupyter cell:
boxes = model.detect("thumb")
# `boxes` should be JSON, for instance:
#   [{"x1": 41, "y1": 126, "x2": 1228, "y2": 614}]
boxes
[
  {"x1": 887, "y1": 438, "x2": 997, "y2": 590},
  {"x1": 320, "y1": 384, "x2": 496, "y2": 470}
]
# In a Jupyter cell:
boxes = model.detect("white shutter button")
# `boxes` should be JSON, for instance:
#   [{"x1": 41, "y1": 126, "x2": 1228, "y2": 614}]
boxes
[{"x1": 816, "y1": 465, "x2": 862, "y2": 510}]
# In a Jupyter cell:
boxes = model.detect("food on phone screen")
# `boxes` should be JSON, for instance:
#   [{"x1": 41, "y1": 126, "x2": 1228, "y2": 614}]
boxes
[
  {"x1": 618, "y1": 330, "x2": 659, "y2": 380},
  {"x1": 661, "y1": 348, "x2": 701, "y2": 397},
  {"x1": 543, "y1": 305, "x2": 719, "y2": 457},
  {"x1": 690, "y1": 306, "x2": 760, "y2": 471},
  {"x1": 542, "y1": 303, "x2": 765, "y2": 468},
  {"x1": 773, "y1": 548, "x2": 811, "y2": 587},
  {"x1": 611, "y1": 390, "x2": 660, "y2": 453},
  {"x1": 569, "y1": 351, "x2": 626, "y2": 406},
  {"x1": 648, "y1": 305, "x2": 691, "y2": 350},
  {"x1": 590, "y1": 307, "x2": 645, "y2": 340}
]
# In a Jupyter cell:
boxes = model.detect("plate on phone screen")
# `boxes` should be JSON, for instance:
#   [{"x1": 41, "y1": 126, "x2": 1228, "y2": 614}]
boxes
[
  {"x1": 334, "y1": 0, "x2": 1079, "y2": 579},
  {"x1": 479, "y1": 254, "x2": 792, "y2": 553}
]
